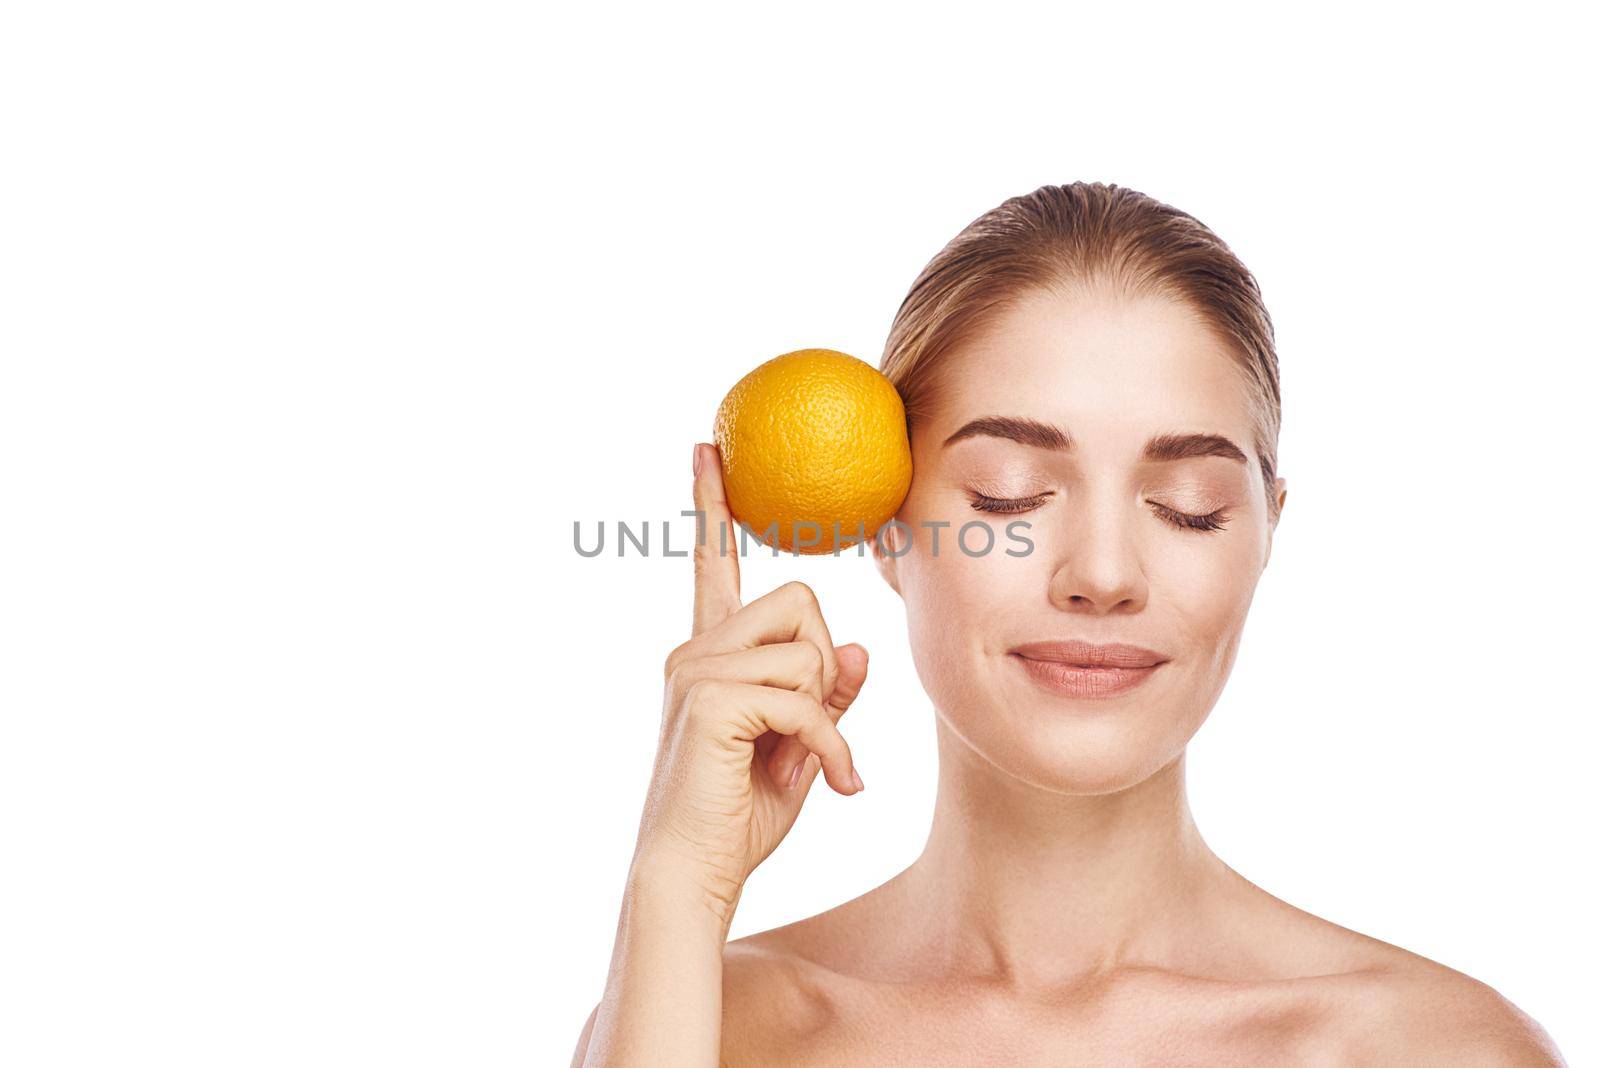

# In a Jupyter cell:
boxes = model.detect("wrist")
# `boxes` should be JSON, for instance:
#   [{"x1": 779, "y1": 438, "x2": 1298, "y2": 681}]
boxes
[{"x1": 626, "y1": 843, "x2": 743, "y2": 939}]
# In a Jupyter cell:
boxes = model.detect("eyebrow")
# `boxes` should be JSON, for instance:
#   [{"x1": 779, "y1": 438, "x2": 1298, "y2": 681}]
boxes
[{"x1": 941, "y1": 415, "x2": 1249, "y2": 464}]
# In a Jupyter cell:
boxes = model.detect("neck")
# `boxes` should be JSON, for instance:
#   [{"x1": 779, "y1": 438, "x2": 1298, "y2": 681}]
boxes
[{"x1": 899, "y1": 718, "x2": 1230, "y2": 988}]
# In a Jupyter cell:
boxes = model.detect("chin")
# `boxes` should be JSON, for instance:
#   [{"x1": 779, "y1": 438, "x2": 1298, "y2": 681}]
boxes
[
  {"x1": 969, "y1": 710, "x2": 1186, "y2": 795},
  {"x1": 913, "y1": 642, "x2": 1212, "y2": 795},
  {"x1": 930, "y1": 658, "x2": 1203, "y2": 795}
]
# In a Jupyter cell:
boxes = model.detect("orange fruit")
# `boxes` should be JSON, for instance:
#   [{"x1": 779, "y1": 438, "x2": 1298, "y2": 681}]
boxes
[{"x1": 713, "y1": 348, "x2": 912, "y2": 555}]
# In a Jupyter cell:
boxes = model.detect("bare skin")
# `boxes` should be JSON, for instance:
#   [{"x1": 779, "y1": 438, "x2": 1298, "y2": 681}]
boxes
[
  {"x1": 576, "y1": 284, "x2": 1566, "y2": 1066},
  {"x1": 717, "y1": 747, "x2": 1561, "y2": 1065}
]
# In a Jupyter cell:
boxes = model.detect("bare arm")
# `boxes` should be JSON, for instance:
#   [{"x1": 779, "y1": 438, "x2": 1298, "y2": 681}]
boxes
[
  {"x1": 573, "y1": 443, "x2": 869, "y2": 1066},
  {"x1": 575, "y1": 852, "x2": 733, "y2": 1066}
]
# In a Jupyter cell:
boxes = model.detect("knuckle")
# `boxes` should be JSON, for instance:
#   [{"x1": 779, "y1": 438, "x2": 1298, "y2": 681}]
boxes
[
  {"x1": 664, "y1": 658, "x2": 700, "y2": 703},
  {"x1": 784, "y1": 579, "x2": 818, "y2": 607},
  {"x1": 792, "y1": 581, "x2": 831, "y2": 638},
  {"x1": 681, "y1": 678, "x2": 728, "y2": 721},
  {"x1": 663, "y1": 640, "x2": 691, "y2": 679}
]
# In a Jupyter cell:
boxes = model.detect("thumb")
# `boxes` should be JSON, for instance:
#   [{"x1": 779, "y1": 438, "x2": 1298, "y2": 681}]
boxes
[
  {"x1": 793, "y1": 643, "x2": 870, "y2": 794},
  {"x1": 765, "y1": 643, "x2": 870, "y2": 791},
  {"x1": 825, "y1": 643, "x2": 869, "y2": 718}
]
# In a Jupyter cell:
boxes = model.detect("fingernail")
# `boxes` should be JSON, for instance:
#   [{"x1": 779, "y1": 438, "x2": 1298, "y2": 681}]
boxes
[
  {"x1": 851, "y1": 769, "x2": 864, "y2": 792},
  {"x1": 786, "y1": 762, "x2": 802, "y2": 789},
  {"x1": 692, "y1": 444, "x2": 703, "y2": 477}
]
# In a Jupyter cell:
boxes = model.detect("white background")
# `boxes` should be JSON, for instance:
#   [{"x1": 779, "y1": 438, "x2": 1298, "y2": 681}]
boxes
[{"x1": 3, "y1": 3, "x2": 1595, "y2": 1065}]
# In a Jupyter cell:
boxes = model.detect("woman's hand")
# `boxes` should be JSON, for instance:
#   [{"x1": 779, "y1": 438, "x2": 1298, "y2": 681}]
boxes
[
  {"x1": 576, "y1": 442, "x2": 871, "y2": 1068},
  {"x1": 632, "y1": 442, "x2": 869, "y2": 929}
]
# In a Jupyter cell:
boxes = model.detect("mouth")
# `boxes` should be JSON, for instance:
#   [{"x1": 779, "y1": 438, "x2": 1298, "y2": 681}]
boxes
[{"x1": 1009, "y1": 640, "x2": 1169, "y2": 699}]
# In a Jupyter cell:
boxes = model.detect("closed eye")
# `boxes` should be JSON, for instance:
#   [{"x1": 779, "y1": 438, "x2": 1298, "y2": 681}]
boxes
[
  {"x1": 968, "y1": 492, "x2": 1230, "y2": 533},
  {"x1": 968, "y1": 491, "x2": 1053, "y2": 515},
  {"x1": 1149, "y1": 502, "x2": 1230, "y2": 533}
]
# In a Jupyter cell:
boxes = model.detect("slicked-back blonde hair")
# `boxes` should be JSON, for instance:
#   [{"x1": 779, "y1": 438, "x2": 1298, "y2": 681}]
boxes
[{"x1": 880, "y1": 181, "x2": 1283, "y2": 525}]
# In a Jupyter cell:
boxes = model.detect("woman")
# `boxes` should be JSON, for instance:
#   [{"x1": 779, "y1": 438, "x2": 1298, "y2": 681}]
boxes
[{"x1": 573, "y1": 183, "x2": 1566, "y2": 1065}]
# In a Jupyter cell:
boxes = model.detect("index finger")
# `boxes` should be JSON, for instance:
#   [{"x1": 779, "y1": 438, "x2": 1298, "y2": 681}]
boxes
[{"x1": 691, "y1": 442, "x2": 742, "y2": 636}]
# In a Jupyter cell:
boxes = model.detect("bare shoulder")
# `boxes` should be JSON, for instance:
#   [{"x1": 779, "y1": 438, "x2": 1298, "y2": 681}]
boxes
[
  {"x1": 716, "y1": 882, "x2": 1570, "y2": 1067},
  {"x1": 1224, "y1": 872, "x2": 1566, "y2": 1064},
  {"x1": 719, "y1": 928, "x2": 842, "y2": 1066},
  {"x1": 1336, "y1": 950, "x2": 1566, "y2": 1066}
]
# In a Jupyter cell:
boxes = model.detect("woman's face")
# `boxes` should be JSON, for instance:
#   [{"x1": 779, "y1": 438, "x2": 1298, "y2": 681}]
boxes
[{"x1": 875, "y1": 285, "x2": 1287, "y2": 794}]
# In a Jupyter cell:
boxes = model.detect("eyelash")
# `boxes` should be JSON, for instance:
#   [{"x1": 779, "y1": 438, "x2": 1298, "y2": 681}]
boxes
[
  {"x1": 1149, "y1": 502, "x2": 1231, "y2": 533},
  {"x1": 966, "y1": 492, "x2": 1231, "y2": 533},
  {"x1": 968, "y1": 491, "x2": 1053, "y2": 515}
]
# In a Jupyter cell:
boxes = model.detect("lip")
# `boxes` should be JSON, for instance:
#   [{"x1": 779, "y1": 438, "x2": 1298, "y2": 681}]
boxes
[{"x1": 1010, "y1": 641, "x2": 1170, "y2": 699}]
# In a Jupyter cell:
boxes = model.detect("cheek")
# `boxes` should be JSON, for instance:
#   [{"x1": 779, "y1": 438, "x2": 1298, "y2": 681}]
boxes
[
  {"x1": 898, "y1": 528, "x2": 1044, "y2": 676},
  {"x1": 1156, "y1": 538, "x2": 1262, "y2": 670},
  {"x1": 905, "y1": 539, "x2": 1028, "y2": 603}
]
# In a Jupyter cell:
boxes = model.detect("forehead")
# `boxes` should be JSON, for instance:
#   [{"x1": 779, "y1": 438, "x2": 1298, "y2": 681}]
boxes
[{"x1": 927, "y1": 287, "x2": 1256, "y2": 450}]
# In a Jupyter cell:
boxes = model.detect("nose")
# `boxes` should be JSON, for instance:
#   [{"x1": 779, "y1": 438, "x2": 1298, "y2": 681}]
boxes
[{"x1": 1044, "y1": 495, "x2": 1149, "y2": 614}]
